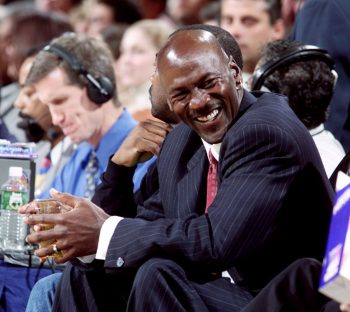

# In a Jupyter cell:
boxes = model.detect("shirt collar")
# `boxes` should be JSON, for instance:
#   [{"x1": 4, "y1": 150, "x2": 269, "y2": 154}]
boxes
[
  {"x1": 50, "y1": 137, "x2": 75, "y2": 166},
  {"x1": 81, "y1": 109, "x2": 136, "y2": 167},
  {"x1": 309, "y1": 123, "x2": 325, "y2": 136},
  {"x1": 202, "y1": 139, "x2": 221, "y2": 162}
]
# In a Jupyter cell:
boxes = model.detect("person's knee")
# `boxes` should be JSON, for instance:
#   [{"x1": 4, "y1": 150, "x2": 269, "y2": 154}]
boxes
[
  {"x1": 290, "y1": 258, "x2": 322, "y2": 274},
  {"x1": 133, "y1": 258, "x2": 178, "y2": 289},
  {"x1": 26, "y1": 273, "x2": 62, "y2": 312},
  {"x1": 31, "y1": 273, "x2": 61, "y2": 295}
]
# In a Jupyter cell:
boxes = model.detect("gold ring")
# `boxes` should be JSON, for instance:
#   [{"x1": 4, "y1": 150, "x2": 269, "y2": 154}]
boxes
[{"x1": 52, "y1": 244, "x2": 59, "y2": 254}]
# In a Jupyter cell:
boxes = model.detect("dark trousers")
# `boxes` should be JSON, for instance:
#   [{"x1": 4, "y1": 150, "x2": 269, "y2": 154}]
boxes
[
  {"x1": 242, "y1": 258, "x2": 340, "y2": 312},
  {"x1": 53, "y1": 258, "x2": 253, "y2": 312},
  {"x1": 54, "y1": 257, "x2": 340, "y2": 312}
]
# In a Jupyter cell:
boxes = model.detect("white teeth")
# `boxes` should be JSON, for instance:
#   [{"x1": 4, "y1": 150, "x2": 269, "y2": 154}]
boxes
[{"x1": 197, "y1": 109, "x2": 219, "y2": 122}]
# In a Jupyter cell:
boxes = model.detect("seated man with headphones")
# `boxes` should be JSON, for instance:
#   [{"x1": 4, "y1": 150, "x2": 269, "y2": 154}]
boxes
[
  {"x1": 26, "y1": 32, "x2": 154, "y2": 199},
  {"x1": 251, "y1": 39, "x2": 345, "y2": 178}
]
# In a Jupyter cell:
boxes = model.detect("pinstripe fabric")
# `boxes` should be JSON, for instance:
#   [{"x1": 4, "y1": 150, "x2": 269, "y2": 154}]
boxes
[
  {"x1": 54, "y1": 91, "x2": 334, "y2": 311},
  {"x1": 106, "y1": 91, "x2": 333, "y2": 296},
  {"x1": 127, "y1": 258, "x2": 254, "y2": 312}
]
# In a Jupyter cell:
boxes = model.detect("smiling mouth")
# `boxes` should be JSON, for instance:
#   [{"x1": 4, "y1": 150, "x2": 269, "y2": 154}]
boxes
[{"x1": 195, "y1": 108, "x2": 220, "y2": 123}]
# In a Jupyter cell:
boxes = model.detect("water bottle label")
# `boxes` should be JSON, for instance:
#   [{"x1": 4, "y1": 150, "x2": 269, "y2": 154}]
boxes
[{"x1": 1, "y1": 191, "x2": 27, "y2": 211}]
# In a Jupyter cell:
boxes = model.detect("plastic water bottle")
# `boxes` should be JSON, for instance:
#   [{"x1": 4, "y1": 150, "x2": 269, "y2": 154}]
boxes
[{"x1": 0, "y1": 166, "x2": 28, "y2": 252}]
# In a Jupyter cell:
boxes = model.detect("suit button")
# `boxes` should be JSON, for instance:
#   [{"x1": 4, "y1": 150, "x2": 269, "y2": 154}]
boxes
[{"x1": 116, "y1": 257, "x2": 124, "y2": 267}]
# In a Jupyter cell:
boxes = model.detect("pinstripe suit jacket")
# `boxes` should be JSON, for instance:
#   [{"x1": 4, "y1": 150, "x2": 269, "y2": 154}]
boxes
[{"x1": 104, "y1": 91, "x2": 333, "y2": 293}]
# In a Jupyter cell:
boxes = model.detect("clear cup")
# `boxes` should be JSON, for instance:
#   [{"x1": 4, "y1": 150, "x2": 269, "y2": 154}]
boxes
[{"x1": 34, "y1": 199, "x2": 63, "y2": 258}]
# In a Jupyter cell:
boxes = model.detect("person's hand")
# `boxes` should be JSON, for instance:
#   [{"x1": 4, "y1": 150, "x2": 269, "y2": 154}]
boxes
[
  {"x1": 340, "y1": 304, "x2": 350, "y2": 312},
  {"x1": 112, "y1": 119, "x2": 172, "y2": 167},
  {"x1": 20, "y1": 189, "x2": 110, "y2": 263}
]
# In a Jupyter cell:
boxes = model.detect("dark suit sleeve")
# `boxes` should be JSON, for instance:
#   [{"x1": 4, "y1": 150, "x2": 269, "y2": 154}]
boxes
[
  {"x1": 92, "y1": 159, "x2": 137, "y2": 217},
  {"x1": 92, "y1": 158, "x2": 160, "y2": 218},
  {"x1": 104, "y1": 122, "x2": 317, "y2": 275}
]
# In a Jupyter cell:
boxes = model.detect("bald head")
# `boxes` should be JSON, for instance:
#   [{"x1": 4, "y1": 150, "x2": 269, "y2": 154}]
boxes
[
  {"x1": 158, "y1": 29, "x2": 228, "y2": 72},
  {"x1": 156, "y1": 28, "x2": 243, "y2": 144}
]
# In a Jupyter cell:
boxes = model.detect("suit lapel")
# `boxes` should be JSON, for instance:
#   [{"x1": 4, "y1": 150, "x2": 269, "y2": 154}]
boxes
[
  {"x1": 217, "y1": 91, "x2": 259, "y2": 184},
  {"x1": 173, "y1": 92, "x2": 259, "y2": 217},
  {"x1": 176, "y1": 146, "x2": 208, "y2": 217}
]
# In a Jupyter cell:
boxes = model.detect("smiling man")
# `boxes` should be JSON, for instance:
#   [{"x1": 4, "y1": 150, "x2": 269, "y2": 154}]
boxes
[{"x1": 22, "y1": 27, "x2": 333, "y2": 311}]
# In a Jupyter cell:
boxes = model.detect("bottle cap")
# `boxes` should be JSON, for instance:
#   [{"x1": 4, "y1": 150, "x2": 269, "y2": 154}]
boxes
[{"x1": 9, "y1": 166, "x2": 23, "y2": 177}]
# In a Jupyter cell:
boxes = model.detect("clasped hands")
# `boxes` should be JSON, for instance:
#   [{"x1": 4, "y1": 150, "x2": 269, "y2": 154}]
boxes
[
  {"x1": 19, "y1": 189, "x2": 110, "y2": 263},
  {"x1": 19, "y1": 119, "x2": 172, "y2": 263}
]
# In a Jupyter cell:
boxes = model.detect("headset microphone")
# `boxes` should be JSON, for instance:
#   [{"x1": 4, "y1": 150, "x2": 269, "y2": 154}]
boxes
[
  {"x1": 17, "y1": 117, "x2": 45, "y2": 143},
  {"x1": 46, "y1": 126, "x2": 62, "y2": 141},
  {"x1": 17, "y1": 111, "x2": 62, "y2": 143}
]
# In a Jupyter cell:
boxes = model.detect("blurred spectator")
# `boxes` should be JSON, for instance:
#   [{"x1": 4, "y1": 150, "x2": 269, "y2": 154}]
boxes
[
  {"x1": 0, "y1": 8, "x2": 13, "y2": 87},
  {"x1": 100, "y1": 23, "x2": 128, "y2": 61},
  {"x1": 35, "y1": 0, "x2": 82, "y2": 14},
  {"x1": 1, "y1": 9, "x2": 73, "y2": 143},
  {"x1": 0, "y1": 0, "x2": 22, "y2": 3},
  {"x1": 136, "y1": 0, "x2": 175, "y2": 27},
  {"x1": 84, "y1": 0, "x2": 142, "y2": 37},
  {"x1": 5, "y1": 10, "x2": 73, "y2": 81},
  {"x1": 281, "y1": 0, "x2": 304, "y2": 34},
  {"x1": 67, "y1": 0, "x2": 93, "y2": 33},
  {"x1": 0, "y1": 1, "x2": 35, "y2": 85},
  {"x1": 167, "y1": 0, "x2": 217, "y2": 25},
  {"x1": 199, "y1": 1, "x2": 220, "y2": 25},
  {"x1": 220, "y1": 0, "x2": 285, "y2": 88},
  {"x1": 136, "y1": 0, "x2": 166, "y2": 19},
  {"x1": 100, "y1": 23, "x2": 128, "y2": 96},
  {"x1": 252, "y1": 39, "x2": 345, "y2": 177},
  {"x1": 0, "y1": 5, "x2": 33, "y2": 142},
  {"x1": 117, "y1": 19, "x2": 174, "y2": 120},
  {"x1": 289, "y1": 0, "x2": 350, "y2": 152}
]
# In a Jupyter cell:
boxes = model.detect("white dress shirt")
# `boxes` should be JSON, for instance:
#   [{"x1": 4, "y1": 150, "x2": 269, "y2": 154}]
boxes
[{"x1": 310, "y1": 124, "x2": 345, "y2": 177}]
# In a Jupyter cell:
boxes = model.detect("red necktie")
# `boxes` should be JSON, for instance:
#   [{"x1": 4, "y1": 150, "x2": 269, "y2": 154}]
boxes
[{"x1": 206, "y1": 150, "x2": 218, "y2": 212}]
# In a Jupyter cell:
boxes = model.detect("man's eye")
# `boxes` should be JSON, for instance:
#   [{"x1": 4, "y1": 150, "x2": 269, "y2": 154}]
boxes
[
  {"x1": 171, "y1": 93, "x2": 188, "y2": 106},
  {"x1": 174, "y1": 93, "x2": 187, "y2": 101},
  {"x1": 242, "y1": 17, "x2": 258, "y2": 27},
  {"x1": 204, "y1": 79, "x2": 218, "y2": 89},
  {"x1": 52, "y1": 98, "x2": 66, "y2": 105}
]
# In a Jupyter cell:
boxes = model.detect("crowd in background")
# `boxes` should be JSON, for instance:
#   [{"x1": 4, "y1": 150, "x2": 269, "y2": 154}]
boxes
[{"x1": 0, "y1": 0, "x2": 349, "y2": 311}]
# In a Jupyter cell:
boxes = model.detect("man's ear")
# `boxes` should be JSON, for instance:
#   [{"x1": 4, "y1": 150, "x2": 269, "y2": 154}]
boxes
[
  {"x1": 228, "y1": 56, "x2": 243, "y2": 89},
  {"x1": 228, "y1": 55, "x2": 239, "y2": 77},
  {"x1": 167, "y1": 99, "x2": 174, "y2": 112},
  {"x1": 82, "y1": 86, "x2": 100, "y2": 111},
  {"x1": 271, "y1": 18, "x2": 286, "y2": 40}
]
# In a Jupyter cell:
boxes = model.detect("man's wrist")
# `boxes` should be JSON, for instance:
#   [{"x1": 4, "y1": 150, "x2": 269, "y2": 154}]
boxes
[
  {"x1": 96, "y1": 216, "x2": 124, "y2": 260},
  {"x1": 112, "y1": 151, "x2": 138, "y2": 167}
]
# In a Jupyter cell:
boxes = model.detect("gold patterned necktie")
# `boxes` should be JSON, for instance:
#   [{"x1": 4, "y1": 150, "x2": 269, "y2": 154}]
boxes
[{"x1": 84, "y1": 150, "x2": 99, "y2": 199}]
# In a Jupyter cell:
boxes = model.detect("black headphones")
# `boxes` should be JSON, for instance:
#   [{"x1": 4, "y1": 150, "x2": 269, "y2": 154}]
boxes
[
  {"x1": 251, "y1": 45, "x2": 336, "y2": 91},
  {"x1": 17, "y1": 117, "x2": 62, "y2": 143},
  {"x1": 43, "y1": 44, "x2": 114, "y2": 105}
]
